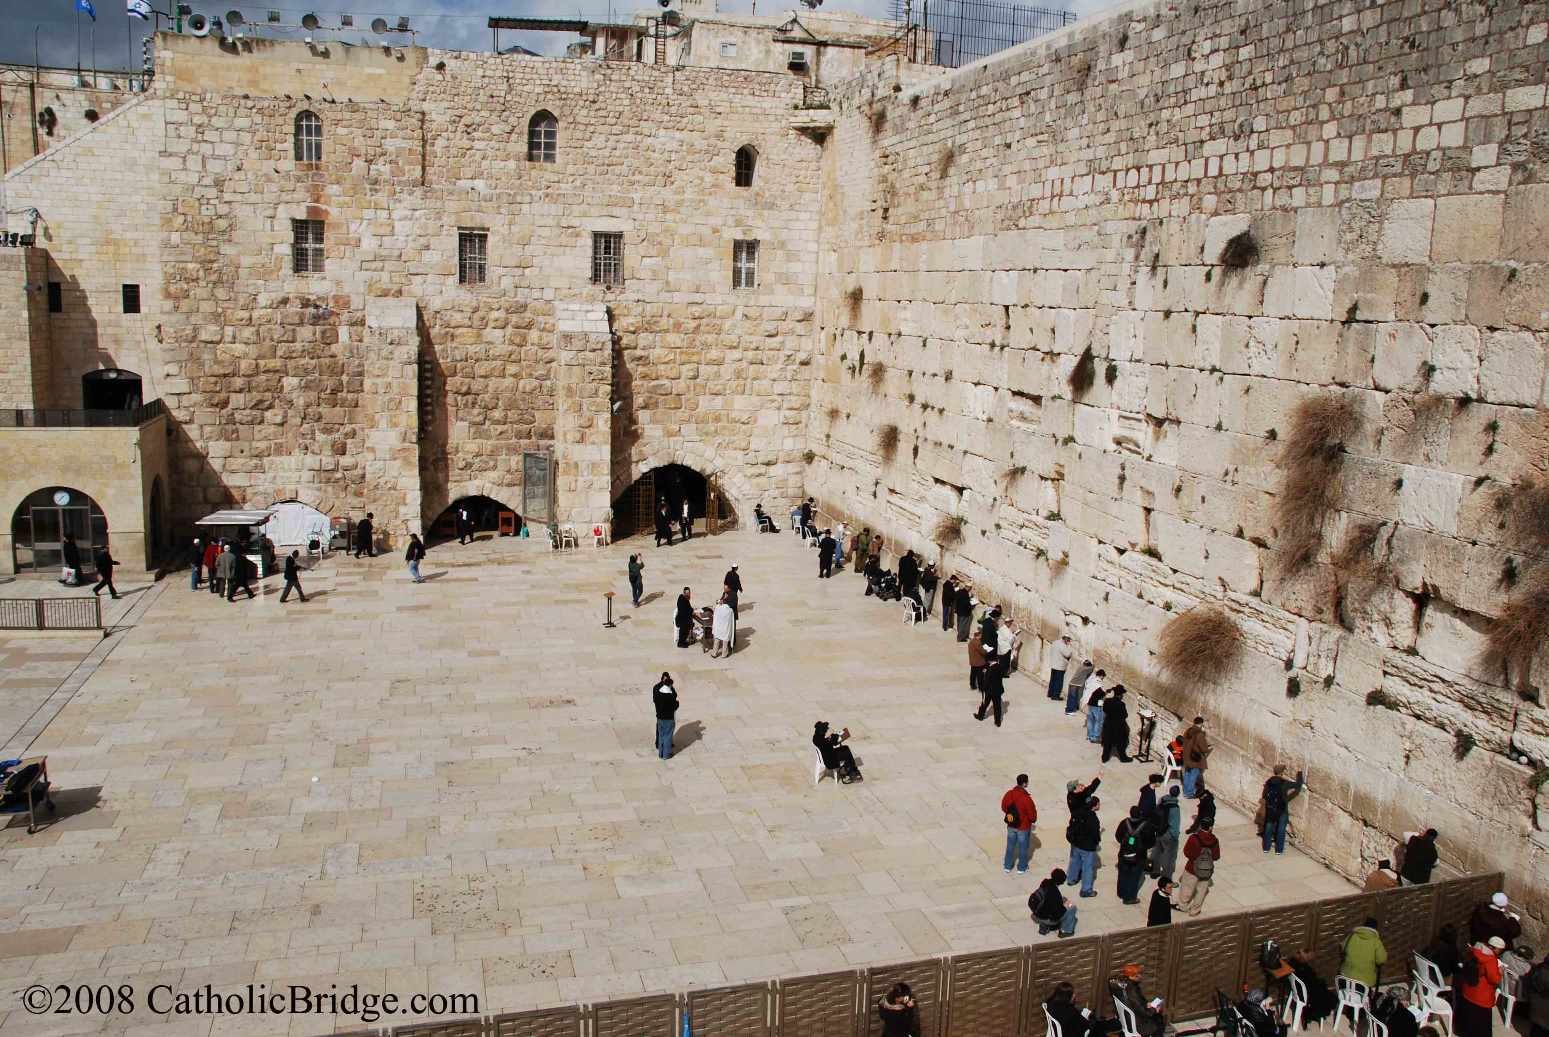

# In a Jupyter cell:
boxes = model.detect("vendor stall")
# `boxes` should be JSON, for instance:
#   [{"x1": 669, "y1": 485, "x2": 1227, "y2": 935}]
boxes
[{"x1": 194, "y1": 509, "x2": 278, "y2": 577}]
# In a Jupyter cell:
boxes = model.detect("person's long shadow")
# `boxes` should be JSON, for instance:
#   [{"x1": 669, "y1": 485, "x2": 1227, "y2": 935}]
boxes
[
  {"x1": 423, "y1": 571, "x2": 449, "y2": 581},
  {"x1": 673, "y1": 720, "x2": 705, "y2": 754},
  {"x1": 638, "y1": 591, "x2": 663, "y2": 607},
  {"x1": 732, "y1": 626, "x2": 755, "y2": 652}
]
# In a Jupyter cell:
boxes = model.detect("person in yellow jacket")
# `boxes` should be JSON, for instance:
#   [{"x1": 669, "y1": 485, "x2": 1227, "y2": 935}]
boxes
[{"x1": 1339, "y1": 917, "x2": 1389, "y2": 988}]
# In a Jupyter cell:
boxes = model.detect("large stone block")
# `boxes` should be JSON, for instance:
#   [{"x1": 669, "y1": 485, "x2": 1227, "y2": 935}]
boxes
[{"x1": 1432, "y1": 195, "x2": 1504, "y2": 263}]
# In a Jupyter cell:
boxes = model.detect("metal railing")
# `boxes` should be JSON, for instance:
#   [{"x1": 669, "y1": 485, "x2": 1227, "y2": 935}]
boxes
[
  {"x1": 890, "y1": 0, "x2": 1076, "y2": 68},
  {"x1": 0, "y1": 596, "x2": 103, "y2": 631},
  {"x1": 326, "y1": 872, "x2": 1501, "y2": 1037},
  {"x1": 0, "y1": 398, "x2": 166, "y2": 429}
]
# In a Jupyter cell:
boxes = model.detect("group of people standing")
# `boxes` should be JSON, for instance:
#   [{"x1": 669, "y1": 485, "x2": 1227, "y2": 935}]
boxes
[{"x1": 654, "y1": 498, "x2": 694, "y2": 547}]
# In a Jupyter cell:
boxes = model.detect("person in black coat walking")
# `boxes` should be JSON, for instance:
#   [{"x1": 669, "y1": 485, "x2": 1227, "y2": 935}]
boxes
[
  {"x1": 354, "y1": 513, "x2": 376, "y2": 558},
  {"x1": 91, "y1": 545, "x2": 120, "y2": 599},
  {"x1": 60, "y1": 534, "x2": 82, "y2": 586},
  {"x1": 655, "y1": 500, "x2": 674, "y2": 547},
  {"x1": 227, "y1": 550, "x2": 256, "y2": 601},
  {"x1": 1101, "y1": 685, "x2": 1133, "y2": 763},
  {"x1": 280, "y1": 549, "x2": 307, "y2": 603},
  {"x1": 675, "y1": 588, "x2": 694, "y2": 647},
  {"x1": 818, "y1": 530, "x2": 837, "y2": 578}
]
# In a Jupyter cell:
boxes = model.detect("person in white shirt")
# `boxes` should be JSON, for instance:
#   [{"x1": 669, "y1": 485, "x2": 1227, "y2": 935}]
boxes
[
  {"x1": 1049, "y1": 632, "x2": 1074, "y2": 701},
  {"x1": 834, "y1": 521, "x2": 848, "y2": 567},
  {"x1": 711, "y1": 594, "x2": 736, "y2": 657}
]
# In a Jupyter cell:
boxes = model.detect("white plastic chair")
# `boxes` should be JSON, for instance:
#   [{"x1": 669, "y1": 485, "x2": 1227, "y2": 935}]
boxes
[
  {"x1": 814, "y1": 748, "x2": 835, "y2": 785},
  {"x1": 1499, "y1": 963, "x2": 1521, "y2": 1024},
  {"x1": 1161, "y1": 748, "x2": 1184, "y2": 788},
  {"x1": 1044, "y1": 1006, "x2": 1064, "y2": 1037},
  {"x1": 1367, "y1": 1014, "x2": 1388, "y2": 1037},
  {"x1": 1283, "y1": 972, "x2": 1309, "y2": 1032},
  {"x1": 1333, "y1": 976, "x2": 1370, "y2": 1034},
  {"x1": 1411, "y1": 954, "x2": 1454, "y2": 1037},
  {"x1": 1112, "y1": 996, "x2": 1142, "y2": 1037},
  {"x1": 559, "y1": 525, "x2": 578, "y2": 551},
  {"x1": 902, "y1": 601, "x2": 919, "y2": 625},
  {"x1": 591, "y1": 522, "x2": 611, "y2": 548}
]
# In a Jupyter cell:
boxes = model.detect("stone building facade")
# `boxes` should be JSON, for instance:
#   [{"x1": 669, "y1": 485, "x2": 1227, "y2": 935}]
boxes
[{"x1": 3, "y1": 0, "x2": 1549, "y2": 927}]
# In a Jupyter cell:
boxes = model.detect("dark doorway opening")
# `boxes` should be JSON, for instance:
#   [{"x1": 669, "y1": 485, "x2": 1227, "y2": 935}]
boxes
[
  {"x1": 612, "y1": 464, "x2": 710, "y2": 540},
  {"x1": 81, "y1": 368, "x2": 142, "y2": 411},
  {"x1": 428, "y1": 495, "x2": 520, "y2": 544},
  {"x1": 10, "y1": 486, "x2": 108, "y2": 573}
]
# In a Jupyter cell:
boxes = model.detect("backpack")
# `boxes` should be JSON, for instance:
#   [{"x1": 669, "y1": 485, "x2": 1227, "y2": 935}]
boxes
[
  {"x1": 1028, "y1": 886, "x2": 1046, "y2": 917},
  {"x1": 1263, "y1": 779, "x2": 1286, "y2": 820},
  {"x1": 1118, "y1": 821, "x2": 1145, "y2": 863},
  {"x1": 1458, "y1": 951, "x2": 1480, "y2": 988},
  {"x1": 1193, "y1": 841, "x2": 1216, "y2": 880},
  {"x1": 1258, "y1": 939, "x2": 1281, "y2": 972}
]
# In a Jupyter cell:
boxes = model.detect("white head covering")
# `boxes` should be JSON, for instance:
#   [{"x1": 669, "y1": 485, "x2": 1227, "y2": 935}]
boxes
[{"x1": 1493, "y1": 892, "x2": 1509, "y2": 908}]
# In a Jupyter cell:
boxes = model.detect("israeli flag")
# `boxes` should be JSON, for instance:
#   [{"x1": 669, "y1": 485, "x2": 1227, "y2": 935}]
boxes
[
  {"x1": 127, "y1": 0, "x2": 152, "y2": 19},
  {"x1": 76, "y1": 0, "x2": 97, "y2": 19}
]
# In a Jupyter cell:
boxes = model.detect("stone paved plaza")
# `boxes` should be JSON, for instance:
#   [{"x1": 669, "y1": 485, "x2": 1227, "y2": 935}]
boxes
[{"x1": 0, "y1": 530, "x2": 1355, "y2": 1035}]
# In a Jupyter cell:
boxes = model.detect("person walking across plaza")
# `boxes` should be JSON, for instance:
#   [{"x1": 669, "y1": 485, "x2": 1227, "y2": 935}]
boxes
[
  {"x1": 680, "y1": 498, "x2": 692, "y2": 541},
  {"x1": 1174, "y1": 820, "x2": 1220, "y2": 916},
  {"x1": 1259, "y1": 764, "x2": 1304, "y2": 854},
  {"x1": 214, "y1": 544, "x2": 237, "y2": 601},
  {"x1": 203, "y1": 538, "x2": 222, "y2": 596},
  {"x1": 225, "y1": 545, "x2": 256, "y2": 601},
  {"x1": 675, "y1": 587, "x2": 694, "y2": 647},
  {"x1": 711, "y1": 594, "x2": 736, "y2": 657},
  {"x1": 1181, "y1": 716, "x2": 1211, "y2": 797},
  {"x1": 91, "y1": 543, "x2": 120, "y2": 599},
  {"x1": 1049, "y1": 632, "x2": 1074, "y2": 702},
  {"x1": 818, "y1": 529, "x2": 837, "y2": 578},
  {"x1": 405, "y1": 532, "x2": 426, "y2": 583},
  {"x1": 1065, "y1": 787, "x2": 1102, "y2": 898},
  {"x1": 354, "y1": 512, "x2": 375, "y2": 558},
  {"x1": 61, "y1": 533, "x2": 83, "y2": 587},
  {"x1": 280, "y1": 549, "x2": 307, "y2": 603},
  {"x1": 457, "y1": 503, "x2": 473, "y2": 545},
  {"x1": 976, "y1": 648, "x2": 1006, "y2": 726},
  {"x1": 652, "y1": 672, "x2": 679, "y2": 760},
  {"x1": 655, "y1": 499, "x2": 673, "y2": 547},
  {"x1": 628, "y1": 553, "x2": 645, "y2": 607},
  {"x1": 1001, "y1": 773, "x2": 1037, "y2": 874}
]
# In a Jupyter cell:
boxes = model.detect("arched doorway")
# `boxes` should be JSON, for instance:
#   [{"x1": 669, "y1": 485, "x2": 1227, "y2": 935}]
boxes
[
  {"x1": 10, "y1": 486, "x2": 107, "y2": 573},
  {"x1": 428, "y1": 495, "x2": 520, "y2": 544},
  {"x1": 612, "y1": 464, "x2": 720, "y2": 539},
  {"x1": 82, "y1": 368, "x2": 142, "y2": 411}
]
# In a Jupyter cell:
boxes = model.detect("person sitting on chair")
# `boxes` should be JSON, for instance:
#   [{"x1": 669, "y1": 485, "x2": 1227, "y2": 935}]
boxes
[
  {"x1": 754, "y1": 503, "x2": 779, "y2": 533},
  {"x1": 1110, "y1": 964, "x2": 1166, "y2": 1037},
  {"x1": 1045, "y1": 981, "x2": 1110, "y2": 1037},
  {"x1": 813, "y1": 721, "x2": 862, "y2": 783}
]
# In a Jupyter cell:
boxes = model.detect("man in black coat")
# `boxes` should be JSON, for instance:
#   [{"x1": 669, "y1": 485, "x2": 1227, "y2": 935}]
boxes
[
  {"x1": 1147, "y1": 878, "x2": 1175, "y2": 927},
  {"x1": 1401, "y1": 829, "x2": 1440, "y2": 884},
  {"x1": 1102, "y1": 686, "x2": 1133, "y2": 763},
  {"x1": 655, "y1": 500, "x2": 673, "y2": 547},
  {"x1": 354, "y1": 512, "x2": 375, "y2": 558},
  {"x1": 818, "y1": 530, "x2": 837, "y2": 578},
  {"x1": 280, "y1": 549, "x2": 307, "y2": 603},
  {"x1": 652, "y1": 673, "x2": 679, "y2": 760},
  {"x1": 899, "y1": 550, "x2": 919, "y2": 599},
  {"x1": 60, "y1": 534, "x2": 82, "y2": 586},
  {"x1": 799, "y1": 497, "x2": 815, "y2": 539},
  {"x1": 722, "y1": 565, "x2": 742, "y2": 616},
  {"x1": 1066, "y1": 793, "x2": 1102, "y2": 897},
  {"x1": 675, "y1": 587, "x2": 694, "y2": 647},
  {"x1": 91, "y1": 545, "x2": 120, "y2": 599}
]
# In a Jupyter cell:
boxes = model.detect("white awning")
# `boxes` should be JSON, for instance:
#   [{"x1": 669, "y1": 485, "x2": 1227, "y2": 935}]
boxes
[{"x1": 194, "y1": 510, "x2": 275, "y2": 526}]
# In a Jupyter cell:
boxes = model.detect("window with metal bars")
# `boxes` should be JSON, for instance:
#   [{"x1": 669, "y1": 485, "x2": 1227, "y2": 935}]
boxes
[
  {"x1": 294, "y1": 110, "x2": 322, "y2": 162},
  {"x1": 591, "y1": 231, "x2": 623, "y2": 287},
  {"x1": 291, "y1": 219, "x2": 325, "y2": 274},
  {"x1": 458, "y1": 230, "x2": 488, "y2": 286},
  {"x1": 732, "y1": 239, "x2": 759, "y2": 290},
  {"x1": 527, "y1": 110, "x2": 557, "y2": 163}
]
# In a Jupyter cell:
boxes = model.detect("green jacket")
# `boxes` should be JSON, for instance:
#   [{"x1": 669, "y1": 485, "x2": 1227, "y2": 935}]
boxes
[{"x1": 1340, "y1": 926, "x2": 1388, "y2": 987}]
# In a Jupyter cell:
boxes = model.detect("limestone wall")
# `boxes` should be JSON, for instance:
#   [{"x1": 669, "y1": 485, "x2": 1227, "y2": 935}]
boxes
[
  {"x1": 0, "y1": 67, "x2": 138, "y2": 175},
  {"x1": 807, "y1": 0, "x2": 1549, "y2": 924}
]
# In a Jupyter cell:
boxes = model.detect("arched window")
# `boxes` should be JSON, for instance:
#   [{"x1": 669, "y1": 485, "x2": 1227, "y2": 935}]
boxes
[
  {"x1": 734, "y1": 145, "x2": 757, "y2": 187},
  {"x1": 527, "y1": 110, "x2": 557, "y2": 163},
  {"x1": 294, "y1": 110, "x2": 322, "y2": 162}
]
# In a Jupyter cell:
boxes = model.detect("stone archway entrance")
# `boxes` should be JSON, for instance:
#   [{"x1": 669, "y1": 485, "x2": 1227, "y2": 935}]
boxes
[
  {"x1": 613, "y1": 464, "x2": 707, "y2": 540},
  {"x1": 10, "y1": 486, "x2": 107, "y2": 573}
]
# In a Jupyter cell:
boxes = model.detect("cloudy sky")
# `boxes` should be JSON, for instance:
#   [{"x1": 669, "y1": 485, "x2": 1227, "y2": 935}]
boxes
[{"x1": 0, "y1": 0, "x2": 1104, "y2": 70}]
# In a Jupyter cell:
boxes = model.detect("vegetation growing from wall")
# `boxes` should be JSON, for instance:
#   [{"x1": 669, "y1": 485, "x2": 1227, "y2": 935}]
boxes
[
  {"x1": 1068, "y1": 346, "x2": 1096, "y2": 398},
  {"x1": 1273, "y1": 394, "x2": 1361, "y2": 576},
  {"x1": 1157, "y1": 606, "x2": 1244, "y2": 687},
  {"x1": 931, "y1": 514, "x2": 965, "y2": 548},
  {"x1": 1482, "y1": 479, "x2": 1549, "y2": 686},
  {"x1": 876, "y1": 423, "x2": 900, "y2": 461}
]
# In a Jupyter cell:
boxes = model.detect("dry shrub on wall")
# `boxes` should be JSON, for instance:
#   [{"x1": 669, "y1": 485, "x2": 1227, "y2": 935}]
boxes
[
  {"x1": 1501, "y1": 478, "x2": 1549, "y2": 551},
  {"x1": 1273, "y1": 394, "x2": 1362, "y2": 576},
  {"x1": 1332, "y1": 520, "x2": 1395, "y2": 626},
  {"x1": 932, "y1": 514, "x2": 965, "y2": 548},
  {"x1": 867, "y1": 361, "x2": 887, "y2": 392},
  {"x1": 876, "y1": 423, "x2": 901, "y2": 461},
  {"x1": 1480, "y1": 478, "x2": 1549, "y2": 685},
  {"x1": 1219, "y1": 229, "x2": 1260, "y2": 276},
  {"x1": 869, "y1": 104, "x2": 887, "y2": 135},
  {"x1": 826, "y1": 405, "x2": 841, "y2": 424},
  {"x1": 844, "y1": 285, "x2": 864, "y2": 325},
  {"x1": 1157, "y1": 606, "x2": 1244, "y2": 688},
  {"x1": 935, "y1": 144, "x2": 956, "y2": 178},
  {"x1": 1068, "y1": 346, "x2": 1097, "y2": 398}
]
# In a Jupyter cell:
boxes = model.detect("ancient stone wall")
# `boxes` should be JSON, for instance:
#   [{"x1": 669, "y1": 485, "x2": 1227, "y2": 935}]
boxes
[
  {"x1": 0, "y1": 67, "x2": 138, "y2": 175},
  {"x1": 807, "y1": 0, "x2": 1549, "y2": 925}
]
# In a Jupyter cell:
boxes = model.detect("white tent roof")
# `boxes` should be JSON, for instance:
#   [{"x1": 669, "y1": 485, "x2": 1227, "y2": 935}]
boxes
[{"x1": 194, "y1": 510, "x2": 275, "y2": 526}]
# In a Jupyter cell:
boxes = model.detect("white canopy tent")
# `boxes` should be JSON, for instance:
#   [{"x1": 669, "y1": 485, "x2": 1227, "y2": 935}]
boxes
[{"x1": 266, "y1": 500, "x2": 331, "y2": 549}]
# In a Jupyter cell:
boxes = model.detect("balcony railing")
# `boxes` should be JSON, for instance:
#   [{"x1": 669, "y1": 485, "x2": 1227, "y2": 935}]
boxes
[{"x1": 0, "y1": 398, "x2": 166, "y2": 429}]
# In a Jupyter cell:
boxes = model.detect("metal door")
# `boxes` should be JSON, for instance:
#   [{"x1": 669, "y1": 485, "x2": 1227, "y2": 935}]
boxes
[{"x1": 635, "y1": 469, "x2": 656, "y2": 533}]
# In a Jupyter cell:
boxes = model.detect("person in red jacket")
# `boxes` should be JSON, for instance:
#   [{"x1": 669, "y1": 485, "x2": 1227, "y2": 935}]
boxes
[
  {"x1": 1001, "y1": 774, "x2": 1038, "y2": 874},
  {"x1": 1454, "y1": 937, "x2": 1504, "y2": 1037},
  {"x1": 1174, "y1": 821, "x2": 1220, "y2": 916}
]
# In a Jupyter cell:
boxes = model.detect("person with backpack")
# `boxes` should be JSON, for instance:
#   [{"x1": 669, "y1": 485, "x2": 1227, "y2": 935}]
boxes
[
  {"x1": 1030, "y1": 868, "x2": 1078, "y2": 937},
  {"x1": 1150, "y1": 784, "x2": 1182, "y2": 879},
  {"x1": 1401, "y1": 829, "x2": 1440, "y2": 884},
  {"x1": 1065, "y1": 791, "x2": 1102, "y2": 898},
  {"x1": 1259, "y1": 764, "x2": 1305, "y2": 854},
  {"x1": 1001, "y1": 774, "x2": 1037, "y2": 874},
  {"x1": 1454, "y1": 937, "x2": 1505, "y2": 1037},
  {"x1": 1174, "y1": 819, "x2": 1220, "y2": 916},
  {"x1": 1114, "y1": 805, "x2": 1155, "y2": 904},
  {"x1": 405, "y1": 533, "x2": 426, "y2": 583}
]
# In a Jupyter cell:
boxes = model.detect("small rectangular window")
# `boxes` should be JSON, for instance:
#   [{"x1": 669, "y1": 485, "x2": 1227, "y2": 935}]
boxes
[
  {"x1": 733, "y1": 239, "x2": 759, "y2": 290},
  {"x1": 458, "y1": 230, "x2": 488, "y2": 286},
  {"x1": 591, "y1": 231, "x2": 623, "y2": 287},
  {"x1": 121, "y1": 284, "x2": 141, "y2": 314},
  {"x1": 720, "y1": 42, "x2": 737, "y2": 57},
  {"x1": 291, "y1": 218, "x2": 325, "y2": 274},
  {"x1": 47, "y1": 281, "x2": 62, "y2": 313}
]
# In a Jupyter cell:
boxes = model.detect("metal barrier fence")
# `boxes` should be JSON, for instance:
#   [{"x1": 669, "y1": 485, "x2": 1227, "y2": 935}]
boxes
[
  {"x1": 0, "y1": 398, "x2": 166, "y2": 428},
  {"x1": 0, "y1": 597, "x2": 104, "y2": 631},
  {"x1": 888, "y1": 0, "x2": 1076, "y2": 68},
  {"x1": 334, "y1": 872, "x2": 1500, "y2": 1037}
]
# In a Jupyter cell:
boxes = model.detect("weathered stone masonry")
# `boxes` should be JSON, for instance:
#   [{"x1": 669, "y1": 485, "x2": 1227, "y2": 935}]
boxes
[{"x1": 808, "y1": 0, "x2": 1549, "y2": 925}]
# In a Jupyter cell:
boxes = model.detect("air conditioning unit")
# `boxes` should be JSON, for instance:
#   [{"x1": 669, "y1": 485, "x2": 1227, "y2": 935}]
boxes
[{"x1": 787, "y1": 49, "x2": 808, "y2": 71}]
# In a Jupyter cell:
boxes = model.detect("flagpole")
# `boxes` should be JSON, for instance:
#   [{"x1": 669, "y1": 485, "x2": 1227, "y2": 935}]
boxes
[
  {"x1": 91, "y1": 20, "x2": 97, "y2": 88},
  {"x1": 77, "y1": 9, "x2": 83, "y2": 76}
]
